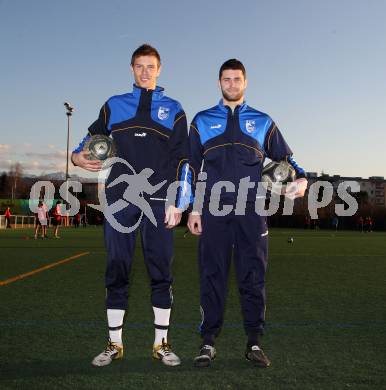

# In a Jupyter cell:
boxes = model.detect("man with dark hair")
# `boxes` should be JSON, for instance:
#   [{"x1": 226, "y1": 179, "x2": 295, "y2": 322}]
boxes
[
  {"x1": 72, "y1": 44, "x2": 188, "y2": 367},
  {"x1": 187, "y1": 58, "x2": 307, "y2": 368},
  {"x1": 131, "y1": 44, "x2": 161, "y2": 67},
  {"x1": 218, "y1": 58, "x2": 246, "y2": 80}
]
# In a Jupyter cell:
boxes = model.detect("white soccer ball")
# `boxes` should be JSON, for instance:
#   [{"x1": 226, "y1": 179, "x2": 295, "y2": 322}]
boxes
[
  {"x1": 261, "y1": 160, "x2": 296, "y2": 192},
  {"x1": 84, "y1": 134, "x2": 116, "y2": 161}
]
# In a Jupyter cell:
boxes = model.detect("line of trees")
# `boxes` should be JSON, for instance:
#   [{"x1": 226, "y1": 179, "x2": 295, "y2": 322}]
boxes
[{"x1": 0, "y1": 163, "x2": 30, "y2": 199}]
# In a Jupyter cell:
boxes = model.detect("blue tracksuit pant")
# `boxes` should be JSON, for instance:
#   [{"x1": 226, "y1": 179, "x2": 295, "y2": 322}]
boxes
[
  {"x1": 104, "y1": 204, "x2": 173, "y2": 310},
  {"x1": 199, "y1": 204, "x2": 268, "y2": 339}
]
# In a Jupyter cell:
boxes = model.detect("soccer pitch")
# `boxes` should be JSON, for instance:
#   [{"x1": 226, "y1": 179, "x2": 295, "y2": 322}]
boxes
[{"x1": 1, "y1": 227, "x2": 385, "y2": 389}]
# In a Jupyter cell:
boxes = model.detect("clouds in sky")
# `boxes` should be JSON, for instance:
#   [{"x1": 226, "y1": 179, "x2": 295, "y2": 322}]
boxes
[{"x1": 0, "y1": 143, "x2": 67, "y2": 174}]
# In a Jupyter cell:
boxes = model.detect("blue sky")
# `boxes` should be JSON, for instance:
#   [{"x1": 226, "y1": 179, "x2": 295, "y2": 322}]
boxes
[{"x1": 0, "y1": 0, "x2": 385, "y2": 178}]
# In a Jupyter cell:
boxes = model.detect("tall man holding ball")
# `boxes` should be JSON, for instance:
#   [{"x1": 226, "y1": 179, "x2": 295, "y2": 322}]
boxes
[
  {"x1": 187, "y1": 59, "x2": 308, "y2": 368},
  {"x1": 72, "y1": 44, "x2": 188, "y2": 367}
]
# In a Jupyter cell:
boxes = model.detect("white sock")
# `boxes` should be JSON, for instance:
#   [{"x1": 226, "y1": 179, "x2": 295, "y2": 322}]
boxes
[
  {"x1": 107, "y1": 309, "x2": 125, "y2": 345},
  {"x1": 153, "y1": 307, "x2": 171, "y2": 345}
]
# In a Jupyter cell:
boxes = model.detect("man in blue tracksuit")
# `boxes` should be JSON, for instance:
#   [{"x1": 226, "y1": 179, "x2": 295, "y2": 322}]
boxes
[
  {"x1": 72, "y1": 44, "x2": 188, "y2": 367},
  {"x1": 187, "y1": 59, "x2": 307, "y2": 368}
]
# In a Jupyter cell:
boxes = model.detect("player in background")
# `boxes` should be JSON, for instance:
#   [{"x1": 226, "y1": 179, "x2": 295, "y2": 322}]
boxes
[
  {"x1": 52, "y1": 200, "x2": 62, "y2": 238},
  {"x1": 4, "y1": 207, "x2": 12, "y2": 228},
  {"x1": 34, "y1": 200, "x2": 48, "y2": 239}
]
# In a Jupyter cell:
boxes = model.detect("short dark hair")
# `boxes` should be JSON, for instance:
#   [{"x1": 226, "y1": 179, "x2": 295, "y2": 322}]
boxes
[
  {"x1": 131, "y1": 44, "x2": 161, "y2": 67},
  {"x1": 219, "y1": 58, "x2": 246, "y2": 79}
]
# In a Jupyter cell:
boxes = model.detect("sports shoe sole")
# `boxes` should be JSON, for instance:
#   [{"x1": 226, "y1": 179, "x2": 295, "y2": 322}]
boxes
[
  {"x1": 245, "y1": 353, "x2": 270, "y2": 368},
  {"x1": 152, "y1": 353, "x2": 181, "y2": 366},
  {"x1": 194, "y1": 355, "x2": 214, "y2": 368}
]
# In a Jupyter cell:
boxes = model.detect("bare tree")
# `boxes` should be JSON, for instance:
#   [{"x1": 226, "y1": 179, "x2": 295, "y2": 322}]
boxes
[{"x1": 8, "y1": 163, "x2": 23, "y2": 200}]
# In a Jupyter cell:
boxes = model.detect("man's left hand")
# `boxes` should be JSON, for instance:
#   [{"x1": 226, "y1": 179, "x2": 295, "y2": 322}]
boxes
[{"x1": 164, "y1": 205, "x2": 182, "y2": 229}]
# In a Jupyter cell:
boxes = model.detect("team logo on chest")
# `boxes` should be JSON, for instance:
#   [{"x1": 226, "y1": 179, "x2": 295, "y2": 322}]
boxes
[
  {"x1": 158, "y1": 106, "x2": 170, "y2": 120},
  {"x1": 245, "y1": 120, "x2": 256, "y2": 133}
]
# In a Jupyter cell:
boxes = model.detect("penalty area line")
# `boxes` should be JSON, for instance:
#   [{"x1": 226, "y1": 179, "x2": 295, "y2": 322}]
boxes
[{"x1": 0, "y1": 252, "x2": 90, "y2": 287}]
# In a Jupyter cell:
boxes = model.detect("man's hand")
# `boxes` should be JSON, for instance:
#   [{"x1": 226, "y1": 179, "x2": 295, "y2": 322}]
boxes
[
  {"x1": 284, "y1": 178, "x2": 308, "y2": 199},
  {"x1": 187, "y1": 212, "x2": 202, "y2": 235},
  {"x1": 71, "y1": 151, "x2": 102, "y2": 172},
  {"x1": 164, "y1": 205, "x2": 182, "y2": 229}
]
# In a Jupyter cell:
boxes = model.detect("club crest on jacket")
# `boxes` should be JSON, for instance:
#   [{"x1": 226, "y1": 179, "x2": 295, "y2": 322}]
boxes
[
  {"x1": 158, "y1": 106, "x2": 170, "y2": 120},
  {"x1": 246, "y1": 120, "x2": 256, "y2": 133}
]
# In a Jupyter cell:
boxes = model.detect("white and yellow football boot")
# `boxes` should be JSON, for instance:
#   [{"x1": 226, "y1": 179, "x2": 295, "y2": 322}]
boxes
[
  {"x1": 152, "y1": 338, "x2": 181, "y2": 366},
  {"x1": 92, "y1": 339, "x2": 123, "y2": 367}
]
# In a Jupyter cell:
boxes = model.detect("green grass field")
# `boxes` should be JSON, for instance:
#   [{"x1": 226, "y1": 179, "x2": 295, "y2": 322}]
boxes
[{"x1": 1, "y1": 227, "x2": 385, "y2": 389}]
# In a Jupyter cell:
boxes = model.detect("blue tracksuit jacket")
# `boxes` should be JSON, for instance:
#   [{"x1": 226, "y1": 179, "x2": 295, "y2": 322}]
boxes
[
  {"x1": 188, "y1": 99, "x2": 305, "y2": 206},
  {"x1": 74, "y1": 84, "x2": 188, "y2": 206}
]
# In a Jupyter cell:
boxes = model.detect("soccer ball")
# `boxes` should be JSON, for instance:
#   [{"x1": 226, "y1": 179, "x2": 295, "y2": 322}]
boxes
[
  {"x1": 288, "y1": 237, "x2": 294, "y2": 244},
  {"x1": 83, "y1": 135, "x2": 116, "y2": 161},
  {"x1": 261, "y1": 160, "x2": 295, "y2": 191}
]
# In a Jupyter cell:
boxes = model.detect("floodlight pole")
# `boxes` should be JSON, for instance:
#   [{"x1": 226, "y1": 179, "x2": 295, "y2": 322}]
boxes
[
  {"x1": 65, "y1": 108, "x2": 73, "y2": 180},
  {"x1": 64, "y1": 102, "x2": 74, "y2": 226}
]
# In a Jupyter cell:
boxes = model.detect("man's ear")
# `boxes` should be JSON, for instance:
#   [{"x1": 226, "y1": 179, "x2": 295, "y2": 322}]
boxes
[{"x1": 156, "y1": 64, "x2": 162, "y2": 78}]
